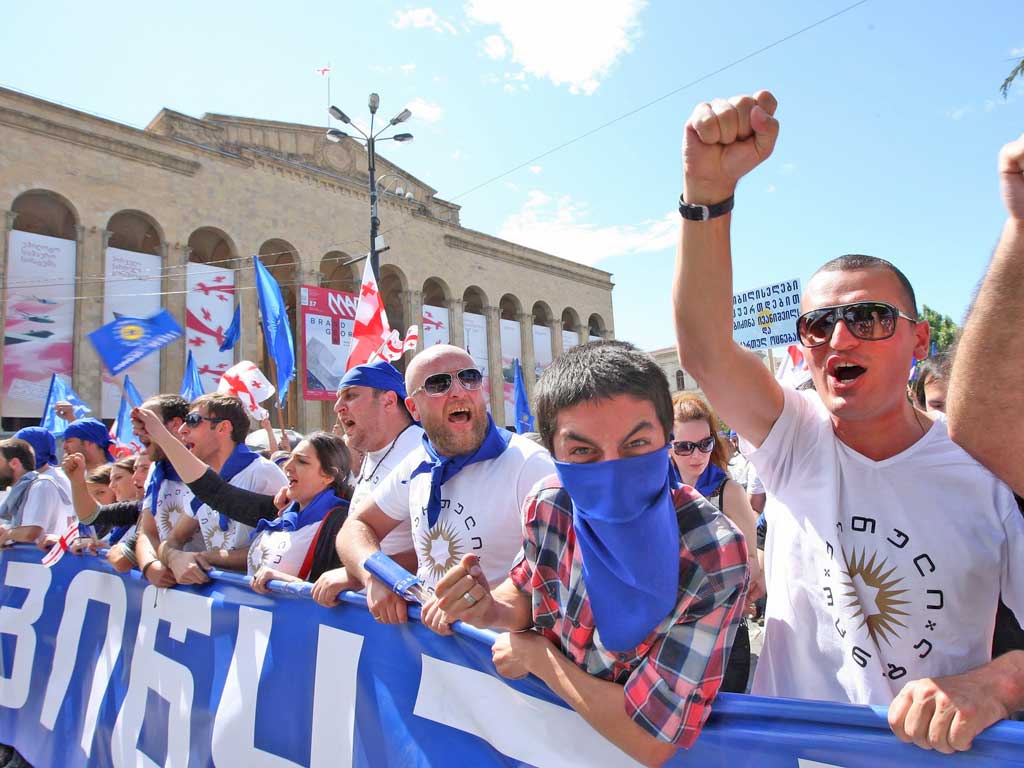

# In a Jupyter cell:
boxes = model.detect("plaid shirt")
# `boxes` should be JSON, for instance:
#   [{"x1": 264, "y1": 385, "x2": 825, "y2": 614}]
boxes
[{"x1": 510, "y1": 476, "x2": 749, "y2": 748}]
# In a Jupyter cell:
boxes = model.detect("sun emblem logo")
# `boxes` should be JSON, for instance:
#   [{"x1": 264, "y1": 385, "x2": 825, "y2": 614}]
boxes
[
  {"x1": 841, "y1": 548, "x2": 910, "y2": 645},
  {"x1": 203, "y1": 523, "x2": 231, "y2": 551},
  {"x1": 118, "y1": 323, "x2": 145, "y2": 342},
  {"x1": 417, "y1": 520, "x2": 464, "y2": 582}
]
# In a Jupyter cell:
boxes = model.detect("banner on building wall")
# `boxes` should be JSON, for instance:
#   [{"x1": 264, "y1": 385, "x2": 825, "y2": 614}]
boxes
[
  {"x1": 561, "y1": 329, "x2": 580, "y2": 352},
  {"x1": 3, "y1": 231, "x2": 78, "y2": 417},
  {"x1": 462, "y1": 312, "x2": 490, "y2": 407},
  {"x1": 2, "y1": 546, "x2": 1022, "y2": 768},
  {"x1": 532, "y1": 325, "x2": 552, "y2": 378},
  {"x1": 422, "y1": 304, "x2": 450, "y2": 348},
  {"x1": 300, "y1": 285, "x2": 358, "y2": 400},
  {"x1": 185, "y1": 263, "x2": 236, "y2": 394},
  {"x1": 499, "y1": 319, "x2": 521, "y2": 428},
  {"x1": 100, "y1": 248, "x2": 162, "y2": 417}
]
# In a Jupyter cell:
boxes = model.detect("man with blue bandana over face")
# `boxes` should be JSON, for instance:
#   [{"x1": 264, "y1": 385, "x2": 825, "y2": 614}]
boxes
[
  {"x1": 337, "y1": 344, "x2": 554, "y2": 627},
  {"x1": 435, "y1": 341, "x2": 748, "y2": 765}
]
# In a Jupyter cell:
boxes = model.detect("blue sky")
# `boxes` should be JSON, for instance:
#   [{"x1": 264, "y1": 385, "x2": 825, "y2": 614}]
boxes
[{"x1": 2, "y1": 0, "x2": 1021, "y2": 351}]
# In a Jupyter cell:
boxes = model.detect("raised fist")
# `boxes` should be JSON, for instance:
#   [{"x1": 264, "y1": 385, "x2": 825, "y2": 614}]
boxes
[
  {"x1": 999, "y1": 134, "x2": 1024, "y2": 220},
  {"x1": 682, "y1": 91, "x2": 779, "y2": 204},
  {"x1": 61, "y1": 452, "x2": 87, "y2": 480}
]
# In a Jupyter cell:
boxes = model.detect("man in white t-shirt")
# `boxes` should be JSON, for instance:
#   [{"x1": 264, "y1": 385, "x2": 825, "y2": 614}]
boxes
[
  {"x1": 338, "y1": 344, "x2": 553, "y2": 628},
  {"x1": 158, "y1": 393, "x2": 285, "y2": 583},
  {"x1": 131, "y1": 394, "x2": 199, "y2": 588},
  {"x1": 0, "y1": 438, "x2": 74, "y2": 545},
  {"x1": 311, "y1": 360, "x2": 423, "y2": 607},
  {"x1": 673, "y1": 90, "x2": 1024, "y2": 753},
  {"x1": 13, "y1": 427, "x2": 72, "y2": 501}
]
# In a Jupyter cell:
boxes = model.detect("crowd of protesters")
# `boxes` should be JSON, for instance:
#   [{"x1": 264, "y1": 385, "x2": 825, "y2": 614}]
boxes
[{"x1": 1, "y1": 88, "x2": 1023, "y2": 767}]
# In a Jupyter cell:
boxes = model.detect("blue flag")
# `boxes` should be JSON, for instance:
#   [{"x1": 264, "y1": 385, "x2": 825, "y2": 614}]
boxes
[
  {"x1": 40, "y1": 373, "x2": 92, "y2": 437},
  {"x1": 254, "y1": 256, "x2": 295, "y2": 405},
  {"x1": 513, "y1": 358, "x2": 533, "y2": 433},
  {"x1": 929, "y1": 341, "x2": 938, "y2": 357},
  {"x1": 181, "y1": 351, "x2": 205, "y2": 401},
  {"x1": 219, "y1": 305, "x2": 241, "y2": 352},
  {"x1": 87, "y1": 309, "x2": 183, "y2": 375},
  {"x1": 111, "y1": 375, "x2": 143, "y2": 451}
]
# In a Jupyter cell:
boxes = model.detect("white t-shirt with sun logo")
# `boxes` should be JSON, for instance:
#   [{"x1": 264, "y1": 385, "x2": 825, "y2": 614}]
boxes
[
  {"x1": 247, "y1": 523, "x2": 320, "y2": 578},
  {"x1": 143, "y1": 464, "x2": 203, "y2": 552},
  {"x1": 744, "y1": 387, "x2": 1024, "y2": 705},
  {"x1": 374, "y1": 434, "x2": 554, "y2": 590},
  {"x1": 189, "y1": 455, "x2": 286, "y2": 551}
]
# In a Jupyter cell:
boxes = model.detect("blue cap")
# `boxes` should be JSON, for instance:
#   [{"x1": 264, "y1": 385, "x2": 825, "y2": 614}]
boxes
[
  {"x1": 338, "y1": 360, "x2": 407, "y2": 399},
  {"x1": 64, "y1": 418, "x2": 116, "y2": 462},
  {"x1": 14, "y1": 427, "x2": 58, "y2": 469}
]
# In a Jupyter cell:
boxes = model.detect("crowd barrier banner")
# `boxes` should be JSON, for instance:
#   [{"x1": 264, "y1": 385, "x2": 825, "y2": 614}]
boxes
[{"x1": 1, "y1": 545, "x2": 1022, "y2": 767}]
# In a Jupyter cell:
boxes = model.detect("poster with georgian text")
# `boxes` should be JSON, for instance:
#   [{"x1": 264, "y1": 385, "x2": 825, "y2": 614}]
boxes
[
  {"x1": 300, "y1": 285, "x2": 358, "y2": 400},
  {"x1": 532, "y1": 325, "x2": 552, "y2": 378},
  {"x1": 561, "y1": 329, "x2": 579, "y2": 352},
  {"x1": 462, "y1": 312, "x2": 489, "y2": 409},
  {"x1": 499, "y1": 318, "x2": 521, "y2": 428},
  {"x1": 3, "y1": 231, "x2": 77, "y2": 417},
  {"x1": 186, "y1": 263, "x2": 236, "y2": 393}
]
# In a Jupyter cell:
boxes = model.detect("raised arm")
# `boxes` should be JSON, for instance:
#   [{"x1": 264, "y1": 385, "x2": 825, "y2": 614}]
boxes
[
  {"x1": 674, "y1": 91, "x2": 785, "y2": 447},
  {"x1": 62, "y1": 452, "x2": 100, "y2": 523},
  {"x1": 947, "y1": 134, "x2": 1024, "y2": 494},
  {"x1": 132, "y1": 407, "x2": 208, "y2": 483},
  {"x1": 185, "y1": 468, "x2": 280, "y2": 527}
]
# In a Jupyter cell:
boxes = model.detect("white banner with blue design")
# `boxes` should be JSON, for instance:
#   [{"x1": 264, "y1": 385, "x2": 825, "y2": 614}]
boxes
[{"x1": 1, "y1": 546, "x2": 1021, "y2": 767}]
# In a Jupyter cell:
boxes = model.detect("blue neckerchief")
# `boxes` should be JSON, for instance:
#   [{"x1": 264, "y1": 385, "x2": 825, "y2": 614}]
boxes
[
  {"x1": 0, "y1": 470, "x2": 39, "y2": 528},
  {"x1": 190, "y1": 443, "x2": 261, "y2": 530},
  {"x1": 108, "y1": 525, "x2": 131, "y2": 544},
  {"x1": 668, "y1": 455, "x2": 683, "y2": 489},
  {"x1": 695, "y1": 463, "x2": 728, "y2": 499},
  {"x1": 555, "y1": 448, "x2": 680, "y2": 652},
  {"x1": 252, "y1": 487, "x2": 348, "y2": 539},
  {"x1": 145, "y1": 459, "x2": 181, "y2": 518},
  {"x1": 409, "y1": 415, "x2": 511, "y2": 529}
]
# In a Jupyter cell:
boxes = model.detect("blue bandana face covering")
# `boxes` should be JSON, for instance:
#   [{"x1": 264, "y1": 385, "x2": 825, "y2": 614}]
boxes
[{"x1": 554, "y1": 447, "x2": 681, "y2": 652}]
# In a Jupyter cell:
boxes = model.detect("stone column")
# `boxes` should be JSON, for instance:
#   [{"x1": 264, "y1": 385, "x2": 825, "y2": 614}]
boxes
[
  {"x1": 517, "y1": 312, "x2": 536, "y2": 404},
  {"x1": 238, "y1": 253, "x2": 259, "y2": 369},
  {"x1": 401, "y1": 288, "x2": 422, "y2": 363},
  {"x1": 550, "y1": 318, "x2": 564, "y2": 358},
  {"x1": 448, "y1": 298, "x2": 464, "y2": 350},
  {"x1": 161, "y1": 243, "x2": 190, "y2": 395},
  {"x1": 0, "y1": 211, "x2": 16, "y2": 395},
  {"x1": 484, "y1": 305, "x2": 504, "y2": 420},
  {"x1": 73, "y1": 227, "x2": 108, "y2": 411}
]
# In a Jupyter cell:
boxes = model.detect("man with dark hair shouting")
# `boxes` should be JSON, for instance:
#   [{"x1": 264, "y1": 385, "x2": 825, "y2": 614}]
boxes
[{"x1": 672, "y1": 90, "x2": 1024, "y2": 753}]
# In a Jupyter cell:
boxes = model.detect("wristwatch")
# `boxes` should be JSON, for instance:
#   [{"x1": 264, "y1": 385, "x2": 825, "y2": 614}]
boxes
[{"x1": 678, "y1": 193, "x2": 735, "y2": 221}]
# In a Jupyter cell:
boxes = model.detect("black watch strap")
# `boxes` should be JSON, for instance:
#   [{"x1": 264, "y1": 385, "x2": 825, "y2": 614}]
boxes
[{"x1": 678, "y1": 193, "x2": 734, "y2": 221}]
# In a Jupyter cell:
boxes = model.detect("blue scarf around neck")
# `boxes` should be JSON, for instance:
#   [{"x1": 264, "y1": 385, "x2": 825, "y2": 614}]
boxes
[
  {"x1": 409, "y1": 415, "x2": 511, "y2": 529},
  {"x1": 190, "y1": 443, "x2": 261, "y2": 530},
  {"x1": 695, "y1": 463, "x2": 728, "y2": 499},
  {"x1": 145, "y1": 459, "x2": 181, "y2": 519},
  {"x1": 252, "y1": 486, "x2": 348, "y2": 538},
  {"x1": 555, "y1": 448, "x2": 680, "y2": 652},
  {"x1": 0, "y1": 470, "x2": 40, "y2": 529}
]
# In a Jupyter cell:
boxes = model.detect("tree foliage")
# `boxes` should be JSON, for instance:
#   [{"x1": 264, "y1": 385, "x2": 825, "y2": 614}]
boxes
[
  {"x1": 1001, "y1": 56, "x2": 1024, "y2": 98},
  {"x1": 920, "y1": 304, "x2": 959, "y2": 352}
]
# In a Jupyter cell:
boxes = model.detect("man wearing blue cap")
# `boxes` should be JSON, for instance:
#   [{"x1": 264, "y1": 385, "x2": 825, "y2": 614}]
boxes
[
  {"x1": 62, "y1": 418, "x2": 115, "y2": 470},
  {"x1": 14, "y1": 426, "x2": 72, "y2": 501},
  {"x1": 0, "y1": 438, "x2": 74, "y2": 546},
  {"x1": 311, "y1": 360, "x2": 423, "y2": 607}
]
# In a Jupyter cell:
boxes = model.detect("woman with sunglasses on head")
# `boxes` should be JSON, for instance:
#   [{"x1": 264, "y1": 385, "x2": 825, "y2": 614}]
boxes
[
  {"x1": 670, "y1": 393, "x2": 763, "y2": 693},
  {"x1": 132, "y1": 407, "x2": 355, "y2": 592}
]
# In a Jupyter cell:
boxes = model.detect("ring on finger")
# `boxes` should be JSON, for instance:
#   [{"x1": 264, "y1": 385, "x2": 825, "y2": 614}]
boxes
[{"x1": 462, "y1": 591, "x2": 478, "y2": 606}]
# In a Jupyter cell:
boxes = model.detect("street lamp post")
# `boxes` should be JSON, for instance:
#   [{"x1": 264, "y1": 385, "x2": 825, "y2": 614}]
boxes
[{"x1": 325, "y1": 93, "x2": 413, "y2": 281}]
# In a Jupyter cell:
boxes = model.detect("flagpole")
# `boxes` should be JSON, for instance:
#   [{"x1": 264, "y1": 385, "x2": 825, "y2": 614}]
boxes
[
  {"x1": 264, "y1": 351, "x2": 289, "y2": 447},
  {"x1": 767, "y1": 347, "x2": 776, "y2": 377}
]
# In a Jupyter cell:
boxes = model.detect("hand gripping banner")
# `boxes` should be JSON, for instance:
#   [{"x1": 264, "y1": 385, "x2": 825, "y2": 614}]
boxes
[{"x1": 0, "y1": 546, "x2": 1022, "y2": 767}]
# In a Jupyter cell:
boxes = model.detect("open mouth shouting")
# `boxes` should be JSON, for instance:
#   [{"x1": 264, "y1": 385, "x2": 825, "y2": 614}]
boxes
[
  {"x1": 446, "y1": 405, "x2": 473, "y2": 426},
  {"x1": 826, "y1": 357, "x2": 867, "y2": 390}
]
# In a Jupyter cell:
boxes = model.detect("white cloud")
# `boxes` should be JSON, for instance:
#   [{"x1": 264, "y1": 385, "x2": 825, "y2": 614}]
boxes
[
  {"x1": 483, "y1": 34, "x2": 507, "y2": 60},
  {"x1": 947, "y1": 104, "x2": 973, "y2": 120},
  {"x1": 452, "y1": 149, "x2": 462, "y2": 161},
  {"x1": 407, "y1": 97, "x2": 444, "y2": 123},
  {"x1": 465, "y1": 0, "x2": 645, "y2": 95},
  {"x1": 392, "y1": 7, "x2": 457, "y2": 34},
  {"x1": 400, "y1": 63, "x2": 417, "y2": 75},
  {"x1": 498, "y1": 189, "x2": 676, "y2": 266},
  {"x1": 529, "y1": 164, "x2": 543, "y2": 174},
  {"x1": 1010, "y1": 46, "x2": 1024, "y2": 56}
]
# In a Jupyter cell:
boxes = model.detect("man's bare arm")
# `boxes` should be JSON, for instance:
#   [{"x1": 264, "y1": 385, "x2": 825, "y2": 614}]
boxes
[
  {"x1": 135, "y1": 510, "x2": 176, "y2": 587},
  {"x1": 947, "y1": 134, "x2": 1024, "y2": 495},
  {"x1": 674, "y1": 92, "x2": 785, "y2": 448},
  {"x1": 336, "y1": 498, "x2": 402, "y2": 585}
]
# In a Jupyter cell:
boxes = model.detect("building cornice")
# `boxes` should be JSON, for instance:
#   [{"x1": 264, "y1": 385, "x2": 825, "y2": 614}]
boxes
[
  {"x1": 0, "y1": 105, "x2": 200, "y2": 176},
  {"x1": 444, "y1": 234, "x2": 613, "y2": 290}
]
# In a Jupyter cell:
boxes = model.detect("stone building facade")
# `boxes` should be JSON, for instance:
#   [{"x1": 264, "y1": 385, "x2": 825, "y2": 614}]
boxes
[{"x1": 0, "y1": 87, "x2": 614, "y2": 433}]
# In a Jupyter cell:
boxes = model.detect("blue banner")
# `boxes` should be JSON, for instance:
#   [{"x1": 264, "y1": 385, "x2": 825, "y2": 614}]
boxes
[
  {"x1": 40, "y1": 373, "x2": 92, "y2": 437},
  {"x1": 1, "y1": 545, "x2": 1021, "y2": 767},
  {"x1": 87, "y1": 309, "x2": 183, "y2": 376}
]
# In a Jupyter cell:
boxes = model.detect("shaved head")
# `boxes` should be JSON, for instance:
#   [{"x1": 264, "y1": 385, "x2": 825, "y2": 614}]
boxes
[{"x1": 406, "y1": 344, "x2": 475, "y2": 393}]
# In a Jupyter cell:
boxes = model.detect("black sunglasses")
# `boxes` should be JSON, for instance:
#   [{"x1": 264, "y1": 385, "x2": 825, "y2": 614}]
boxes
[
  {"x1": 671, "y1": 436, "x2": 715, "y2": 456},
  {"x1": 183, "y1": 412, "x2": 228, "y2": 428},
  {"x1": 796, "y1": 301, "x2": 918, "y2": 349},
  {"x1": 410, "y1": 368, "x2": 484, "y2": 397}
]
